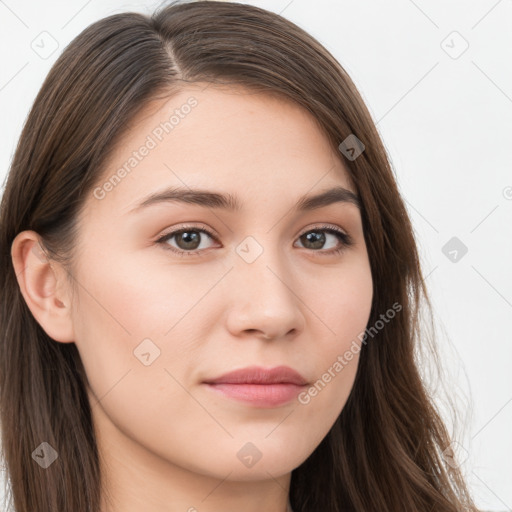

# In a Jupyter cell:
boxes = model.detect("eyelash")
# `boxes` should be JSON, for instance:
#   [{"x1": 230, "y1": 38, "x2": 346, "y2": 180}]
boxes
[{"x1": 155, "y1": 223, "x2": 354, "y2": 258}]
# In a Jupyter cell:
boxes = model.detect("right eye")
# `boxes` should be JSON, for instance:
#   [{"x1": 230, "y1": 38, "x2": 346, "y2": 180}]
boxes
[{"x1": 155, "y1": 224, "x2": 219, "y2": 257}]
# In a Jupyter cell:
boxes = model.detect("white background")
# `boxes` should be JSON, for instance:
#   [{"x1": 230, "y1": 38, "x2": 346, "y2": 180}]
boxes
[{"x1": 0, "y1": 1, "x2": 511, "y2": 510}]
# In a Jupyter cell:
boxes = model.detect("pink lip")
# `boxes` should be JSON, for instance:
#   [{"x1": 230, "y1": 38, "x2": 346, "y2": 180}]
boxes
[{"x1": 203, "y1": 366, "x2": 308, "y2": 407}]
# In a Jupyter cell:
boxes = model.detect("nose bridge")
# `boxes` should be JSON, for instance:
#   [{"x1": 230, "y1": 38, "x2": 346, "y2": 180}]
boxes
[{"x1": 226, "y1": 234, "x2": 304, "y2": 338}]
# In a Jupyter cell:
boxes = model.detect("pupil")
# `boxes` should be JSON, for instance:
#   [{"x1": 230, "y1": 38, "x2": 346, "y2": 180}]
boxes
[
  {"x1": 178, "y1": 231, "x2": 200, "y2": 250},
  {"x1": 304, "y1": 231, "x2": 325, "y2": 249}
]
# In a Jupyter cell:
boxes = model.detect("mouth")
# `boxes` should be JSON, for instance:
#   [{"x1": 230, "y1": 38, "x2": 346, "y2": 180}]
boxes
[{"x1": 202, "y1": 365, "x2": 308, "y2": 408}]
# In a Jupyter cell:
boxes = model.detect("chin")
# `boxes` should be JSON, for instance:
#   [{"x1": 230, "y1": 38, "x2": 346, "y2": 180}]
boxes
[{"x1": 182, "y1": 441, "x2": 310, "y2": 482}]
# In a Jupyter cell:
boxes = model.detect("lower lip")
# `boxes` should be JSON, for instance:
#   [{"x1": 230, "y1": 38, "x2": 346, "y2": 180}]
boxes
[{"x1": 204, "y1": 383, "x2": 306, "y2": 407}]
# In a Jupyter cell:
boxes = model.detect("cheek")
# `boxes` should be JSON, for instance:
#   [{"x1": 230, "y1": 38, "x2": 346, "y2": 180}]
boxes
[
  {"x1": 70, "y1": 257, "x2": 205, "y2": 455},
  {"x1": 295, "y1": 257, "x2": 372, "y2": 418},
  {"x1": 69, "y1": 251, "x2": 194, "y2": 398},
  {"x1": 70, "y1": 246, "x2": 233, "y2": 413},
  {"x1": 72, "y1": 246, "x2": 214, "y2": 343},
  {"x1": 305, "y1": 254, "x2": 373, "y2": 348}
]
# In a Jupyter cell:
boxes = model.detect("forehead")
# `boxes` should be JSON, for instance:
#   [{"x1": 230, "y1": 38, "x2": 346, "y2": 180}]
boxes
[{"x1": 85, "y1": 83, "x2": 356, "y2": 220}]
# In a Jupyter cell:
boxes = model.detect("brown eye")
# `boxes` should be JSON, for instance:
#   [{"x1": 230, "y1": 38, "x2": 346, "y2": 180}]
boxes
[
  {"x1": 156, "y1": 225, "x2": 218, "y2": 256},
  {"x1": 295, "y1": 226, "x2": 353, "y2": 255},
  {"x1": 173, "y1": 230, "x2": 202, "y2": 250},
  {"x1": 299, "y1": 230, "x2": 327, "y2": 250}
]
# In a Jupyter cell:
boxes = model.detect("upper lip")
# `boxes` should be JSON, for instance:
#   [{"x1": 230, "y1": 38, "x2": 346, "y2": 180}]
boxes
[{"x1": 204, "y1": 365, "x2": 308, "y2": 385}]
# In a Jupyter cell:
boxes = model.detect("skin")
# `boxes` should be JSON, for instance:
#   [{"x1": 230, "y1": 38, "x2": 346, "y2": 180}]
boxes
[{"x1": 12, "y1": 83, "x2": 373, "y2": 512}]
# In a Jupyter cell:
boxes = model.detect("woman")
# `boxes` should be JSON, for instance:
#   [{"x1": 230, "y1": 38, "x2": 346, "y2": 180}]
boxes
[{"x1": 0, "y1": 1, "x2": 480, "y2": 511}]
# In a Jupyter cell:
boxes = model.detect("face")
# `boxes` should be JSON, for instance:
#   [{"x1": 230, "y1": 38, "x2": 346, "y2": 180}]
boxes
[{"x1": 66, "y1": 84, "x2": 373, "y2": 481}]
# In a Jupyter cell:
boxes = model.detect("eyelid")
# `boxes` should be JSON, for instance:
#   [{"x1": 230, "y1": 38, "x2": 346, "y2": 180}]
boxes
[
  {"x1": 296, "y1": 222, "x2": 348, "y2": 238},
  {"x1": 156, "y1": 222, "x2": 218, "y2": 241}
]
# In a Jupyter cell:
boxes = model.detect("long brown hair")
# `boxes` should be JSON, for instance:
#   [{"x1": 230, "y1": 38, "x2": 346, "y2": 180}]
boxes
[{"x1": 0, "y1": 1, "x2": 480, "y2": 511}]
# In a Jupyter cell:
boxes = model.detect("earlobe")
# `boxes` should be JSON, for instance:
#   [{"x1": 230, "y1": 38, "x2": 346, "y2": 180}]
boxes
[{"x1": 11, "y1": 230, "x2": 75, "y2": 343}]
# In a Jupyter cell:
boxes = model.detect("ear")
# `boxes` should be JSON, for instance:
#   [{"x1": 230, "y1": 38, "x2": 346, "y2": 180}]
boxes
[{"x1": 11, "y1": 230, "x2": 75, "y2": 343}]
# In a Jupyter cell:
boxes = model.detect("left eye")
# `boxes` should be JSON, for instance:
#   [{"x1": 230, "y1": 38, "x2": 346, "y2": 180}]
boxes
[{"x1": 294, "y1": 227, "x2": 351, "y2": 253}]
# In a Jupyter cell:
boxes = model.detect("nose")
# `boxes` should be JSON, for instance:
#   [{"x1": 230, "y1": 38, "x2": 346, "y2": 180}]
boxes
[{"x1": 224, "y1": 245, "x2": 305, "y2": 341}]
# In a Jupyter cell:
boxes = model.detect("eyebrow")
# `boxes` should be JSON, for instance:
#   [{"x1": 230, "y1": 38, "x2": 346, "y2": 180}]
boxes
[{"x1": 128, "y1": 185, "x2": 361, "y2": 214}]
